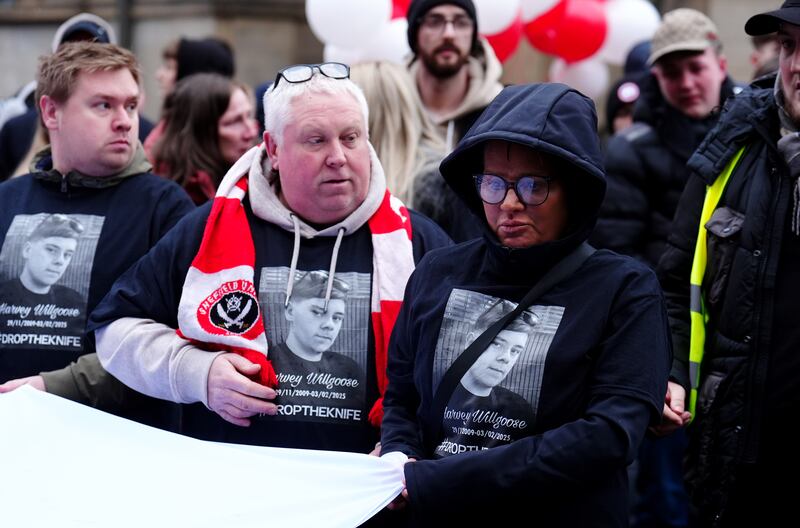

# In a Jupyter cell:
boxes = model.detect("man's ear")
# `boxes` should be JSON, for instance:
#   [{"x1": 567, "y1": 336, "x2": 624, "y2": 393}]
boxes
[
  {"x1": 718, "y1": 53, "x2": 728, "y2": 75},
  {"x1": 40, "y1": 95, "x2": 59, "y2": 131},
  {"x1": 21, "y1": 241, "x2": 32, "y2": 260},
  {"x1": 264, "y1": 131, "x2": 279, "y2": 171},
  {"x1": 284, "y1": 301, "x2": 294, "y2": 323}
]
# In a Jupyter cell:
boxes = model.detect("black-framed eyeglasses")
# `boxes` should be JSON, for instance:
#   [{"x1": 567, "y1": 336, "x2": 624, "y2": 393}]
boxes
[
  {"x1": 473, "y1": 174, "x2": 553, "y2": 206},
  {"x1": 419, "y1": 14, "x2": 474, "y2": 34},
  {"x1": 273, "y1": 62, "x2": 350, "y2": 89}
]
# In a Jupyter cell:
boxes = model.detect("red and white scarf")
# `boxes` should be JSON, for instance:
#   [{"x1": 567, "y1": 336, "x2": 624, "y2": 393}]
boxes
[{"x1": 177, "y1": 150, "x2": 414, "y2": 427}]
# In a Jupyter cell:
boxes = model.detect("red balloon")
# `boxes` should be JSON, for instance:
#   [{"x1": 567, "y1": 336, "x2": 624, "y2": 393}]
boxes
[
  {"x1": 484, "y1": 14, "x2": 523, "y2": 63},
  {"x1": 525, "y1": 0, "x2": 607, "y2": 63},
  {"x1": 524, "y1": 0, "x2": 567, "y2": 56},
  {"x1": 555, "y1": 0, "x2": 607, "y2": 62},
  {"x1": 392, "y1": 0, "x2": 411, "y2": 19}
]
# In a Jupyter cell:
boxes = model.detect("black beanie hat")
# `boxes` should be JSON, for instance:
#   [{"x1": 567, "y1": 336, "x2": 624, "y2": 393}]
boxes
[
  {"x1": 176, "y1": 37, "x2": 235, "y2": 82},
  {"x1": 406, "y1": 0, "x2": 479, "y2": 56}
]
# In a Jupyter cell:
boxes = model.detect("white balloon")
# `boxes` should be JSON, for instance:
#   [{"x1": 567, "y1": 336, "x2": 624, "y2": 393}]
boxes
[
  {"x1": 520, "y1": 0, "x2": 561, "y2": 22},
  {"x1": 323, "y1": 44, "x2": 366, "y2": 66},
  {"x1": 306, "y1": 0, "x2": 391, "y2": 49},
  {"x1": 597, "y1": 0, "x2": 660, "y2": 65},
  {"x1": 549, "y1": 57, "x2": 609, "y2": 100},
  {"x1": 360, "y1": 19, "x2": 412, "y2": 65},
  {"x1": 474, "y1": 0, "x2": 520, "y2": 35}
]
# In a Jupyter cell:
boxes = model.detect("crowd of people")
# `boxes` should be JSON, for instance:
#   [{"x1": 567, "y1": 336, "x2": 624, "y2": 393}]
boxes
[{"x1": 0, "y1": 0, "x2": 796, "y2": 526}]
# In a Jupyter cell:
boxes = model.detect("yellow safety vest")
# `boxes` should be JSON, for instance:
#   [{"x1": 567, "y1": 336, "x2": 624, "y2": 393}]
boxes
[{"x1": 688, "y1": 147, "x2": 745, "y2": 419}]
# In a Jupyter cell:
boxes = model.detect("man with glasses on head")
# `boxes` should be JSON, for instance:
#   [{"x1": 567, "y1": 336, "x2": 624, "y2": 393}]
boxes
[
  {"x1": 653, "y1": 2, "x2": 800, "y2": 525},
  {"x1": 0, "y1": 43, "x2": 194, "y2": 432},
  {"x1": 380, "y1": 83, "x2": 671, "y2": 524},
  {"x1": 90, "y1": 62, "x2": 450, "y2": 459},
  {"x1": 406, "y1": 0, "x2": 504, "y2": 243}
]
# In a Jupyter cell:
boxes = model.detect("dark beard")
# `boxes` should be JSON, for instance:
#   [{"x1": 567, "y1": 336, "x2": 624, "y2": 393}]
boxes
[{"x1": 420, "y1": 48, "x2": 468, "y2": 79}]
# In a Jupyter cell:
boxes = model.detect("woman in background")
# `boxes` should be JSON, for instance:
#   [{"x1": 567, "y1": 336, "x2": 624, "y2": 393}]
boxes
[{"x1": 149, "y1": 73, "x2": 257, "y2": 204}]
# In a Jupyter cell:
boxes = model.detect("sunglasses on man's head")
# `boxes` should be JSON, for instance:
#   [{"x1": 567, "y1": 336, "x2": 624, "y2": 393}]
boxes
[
  {"x1": 46, "y1": 214, "x2": 85, "y2": 234},
  {"x1": 273, "y1": 62, "x2": 350, "y2": 89}
]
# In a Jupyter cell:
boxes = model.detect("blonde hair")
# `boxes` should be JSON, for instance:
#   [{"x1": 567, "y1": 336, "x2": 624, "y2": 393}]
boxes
[
  {"x1": 36, "y1": 42, "x2": 141, "y2": 108},
  {"x1": 350, "y1": 61, "x2": 445, "y2": 202}
]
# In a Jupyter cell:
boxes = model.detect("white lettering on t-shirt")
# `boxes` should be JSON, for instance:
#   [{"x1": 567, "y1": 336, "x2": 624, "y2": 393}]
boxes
[
  {"x1": 0, "y1": 333, "x2": 81, "y2": 347},
  {"x1": 444, "y1": 406, "x2": 528, "y2": 430},
  {"x1": 305, "y1": 372, "x2": 359, "y2": 390},
  {"x1": 276, "y1": 404, "x2": 361, "y2": 421},
  {"x1": 0, "y1": 303, "x2": 32, "y2": 319}
]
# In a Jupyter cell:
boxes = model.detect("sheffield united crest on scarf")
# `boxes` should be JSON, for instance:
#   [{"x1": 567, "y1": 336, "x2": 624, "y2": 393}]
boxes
[
  {"x1": 176, "y1": 161, "x2": 277, "y2": 388},
  {"x1": 198, "y1": 280, "x2": 260, "y2": 336}
]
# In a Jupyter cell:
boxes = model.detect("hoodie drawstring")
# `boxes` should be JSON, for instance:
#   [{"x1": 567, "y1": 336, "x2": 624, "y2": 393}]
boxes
[
  {"x1": 324, "y1": 227, "x2": 346, "y2": 310},
  {"x1": 284, "y1": 217, "x2": 347, "y2": 308},
  {"x1": 445, "y1": 120, "x2": 455, "y2": 152},
  {"x1": 284, "y1": 214, "x2": 302, "y2": 307}
]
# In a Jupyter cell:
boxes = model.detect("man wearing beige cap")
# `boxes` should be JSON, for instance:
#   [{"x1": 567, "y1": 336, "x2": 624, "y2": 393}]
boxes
[
  {"x1": 593, "y1": 8, "x2": 735, "y2": 266},
  {"x1": 648, "y1": 9, "x2": 730, "y2": 120},
  {"x1": 653, "y1": 2, "x2": 800, "y2": 525},
  {"x1": 590, "y1": 8, "x2": 737, "y2": 528}
]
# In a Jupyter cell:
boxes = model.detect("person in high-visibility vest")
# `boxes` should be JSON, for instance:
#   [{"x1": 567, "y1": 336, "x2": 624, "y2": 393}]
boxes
[
  {"x1": 594, "y1": 9, "x2": 740, "y2": 527},
  {"x1": 652, "y1": 2, "x2": 800, "y2": 525}
]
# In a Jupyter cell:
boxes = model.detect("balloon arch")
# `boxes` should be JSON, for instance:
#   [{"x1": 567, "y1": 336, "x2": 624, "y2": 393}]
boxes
[{"x1": 307, "y1": 0, "x2": 661, "y2": 100}]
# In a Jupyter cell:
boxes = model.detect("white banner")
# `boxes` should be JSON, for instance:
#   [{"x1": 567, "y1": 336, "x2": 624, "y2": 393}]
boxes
[{"x1": 0, "y1": 387, "x2": 406, "y2": 527}]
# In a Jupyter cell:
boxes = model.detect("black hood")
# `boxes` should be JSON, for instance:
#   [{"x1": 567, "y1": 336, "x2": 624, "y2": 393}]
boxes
[{"x1": 439, "y1": 83, "x2": 606, "y2": 263}]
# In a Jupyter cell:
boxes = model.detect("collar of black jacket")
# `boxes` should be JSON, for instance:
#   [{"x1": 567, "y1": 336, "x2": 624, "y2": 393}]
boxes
[
  {"x1": 686, "y1": 80, "x2": 777, "y2": 185},
  {"x1": 31, "y1": 142, "x2": 151, "y2": 191}
]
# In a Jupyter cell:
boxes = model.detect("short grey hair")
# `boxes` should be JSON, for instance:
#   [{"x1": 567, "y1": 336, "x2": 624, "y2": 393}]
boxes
[{"x1": 263, "y1": 72, "x2": 370, "y2": 146}]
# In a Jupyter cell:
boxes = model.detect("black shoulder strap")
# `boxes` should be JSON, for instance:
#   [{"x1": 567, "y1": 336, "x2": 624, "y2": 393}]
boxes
[{"x1": 427, "y1": 242, "x2": 595, "y2": 446}]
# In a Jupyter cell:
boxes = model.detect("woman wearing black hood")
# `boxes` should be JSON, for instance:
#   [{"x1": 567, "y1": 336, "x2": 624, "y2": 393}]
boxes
[{"x1": 379, "y1": 83, "x2": 671, "y2": 526}]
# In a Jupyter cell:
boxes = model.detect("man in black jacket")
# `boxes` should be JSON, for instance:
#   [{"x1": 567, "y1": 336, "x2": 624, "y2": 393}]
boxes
[
  {"x1": 654, "y1": 2, "x2": 800, "y2": 525},
  {"x1": 592, "y1": 9, "x2": 735, "y2": 267},
  {"x1": 591, "y1": 9, "x2": 738, "y2": 528},
  {"x1": 0, "y1": 42, "x2": 194, "y2": 429}
]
